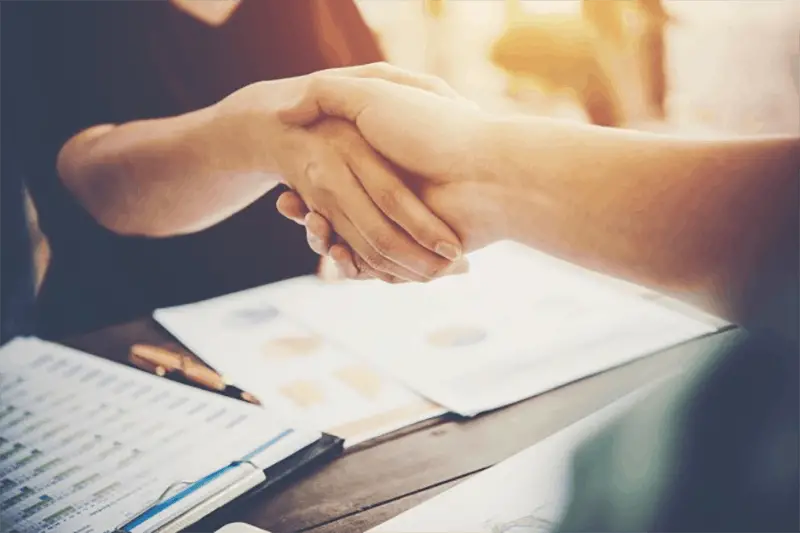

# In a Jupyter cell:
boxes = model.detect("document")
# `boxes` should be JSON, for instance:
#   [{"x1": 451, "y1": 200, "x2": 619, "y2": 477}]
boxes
[
  {"x1": 155, "y1": 282, "x2": 445, "y2": 446},
  {"x1": 264, "y1": 242, "x2": 720, "y2": 416},
  {"x1": 0, "y1": 338, "x2": 319, "y2": 533},
  {"x1": 371, "y1": 384, "x2": 658, "y2": 533}
]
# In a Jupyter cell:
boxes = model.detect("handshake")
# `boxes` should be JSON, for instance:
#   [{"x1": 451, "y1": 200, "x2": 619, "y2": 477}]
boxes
[
  {"x1": 217, "y1": 63, "x2": 504, "y2": 283},
  {"x1": 67, "y1": 61, "x2": 795, "y2": 319}
]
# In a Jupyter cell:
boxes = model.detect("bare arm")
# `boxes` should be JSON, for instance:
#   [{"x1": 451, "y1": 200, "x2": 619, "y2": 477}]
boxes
[
  {"x1": 275, "y1": 71, "x2": 798, "y2": 322},
  {"x1": 56, "y1": 103, "x2": 282, "y2": 238},
  {"x1": 56, "y1": 68, "x2": 468, "y2": 282},
  {"x1": 475, "y1": 118, "x2": 799, "y2": 321}
]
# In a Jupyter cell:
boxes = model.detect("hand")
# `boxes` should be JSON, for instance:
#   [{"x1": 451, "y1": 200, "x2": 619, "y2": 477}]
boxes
[
  {"x1": 278, "y1": 189, "x2": 471, "y2": 280},
  {"x1": 275, "y1": 65, "x2": 508, "y2": 278},
  {"x1": 286, "y1": 117, "x2": 467, "y2": 283},
  {"x1": 278, "y1": 187, "x2": 472, "y2": 280},
  {"x1": 215, "y1": 66, "x2": 465, "y2": 282}
]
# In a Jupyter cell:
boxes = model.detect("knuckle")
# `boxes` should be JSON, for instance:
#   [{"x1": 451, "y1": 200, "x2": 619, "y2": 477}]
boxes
[
  {"x1": 362, "y1": 249, "x2": 389, "y2": 272},
  {"x1": 373, "y1": 188, "x2": 399, "y2": 215},
  {"x1": 370, "y1": 229, "x2": 399, "y2": 257},
  {"x1": 315, "y1": 121, "x2": 361, "y2": 151},
  {"x1": 306, "y1": 212, "x2": 328, "y2": 234},
  {"x1": 303, "y1": 167, "x2": 337, "y2": 205},
  {"x1": 303, "y1": 160, "x2": 324, "y2": 186}
]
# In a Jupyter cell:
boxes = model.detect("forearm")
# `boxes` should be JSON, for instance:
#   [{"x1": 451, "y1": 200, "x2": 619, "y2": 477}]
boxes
[
  {"x1": 479, "y1": 117, "x2": 799, "y2": 322},
  {"x1": 57, "y1": 104, "x2": 281, "y2": 237}
]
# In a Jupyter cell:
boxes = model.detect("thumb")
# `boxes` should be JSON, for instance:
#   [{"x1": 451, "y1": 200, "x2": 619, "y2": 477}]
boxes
[{"x1": 277, "y1": 75, "x2": 376, "y2": 126}]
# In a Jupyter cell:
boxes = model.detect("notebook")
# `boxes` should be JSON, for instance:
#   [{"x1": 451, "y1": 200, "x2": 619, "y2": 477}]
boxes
[{"x1": 0, "y1": 337, "x2": 342, "y2": 533}]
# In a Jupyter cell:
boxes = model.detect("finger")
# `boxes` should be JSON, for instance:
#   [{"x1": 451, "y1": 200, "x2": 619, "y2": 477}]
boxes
[
  {"x1": 317, "y1": 256, "x2": 345, "y2": 282},
  {"x1": 332, "y1": 239, "x2": 468, "y2": 282},
  {"x1": 280, "y1": 63, "x2": 469, "y2": 126},
  {"x1": 276, "y1": 190, "x2": 310, "y2": 224},
  {"x1": 302, "y1": 150, "x2": 439, "y2": 282},
  {"x1": 309, "y1": 120, "x2": 461, "y2": 277},
  {"x1": 345, "y1": 135, "x2": 463, "y2": 264},
  {"x1": 329, "y1": 211, "x2": 429, "y2": 283},
  {"x1": 330, "y1": 241, "x2": 391, "y2": 283},
  {"x1": 332, "y1": 243, "x2": 408, "y2": 285},
  {"x1": 329, "y1": 241, "x2": 406, "y2": 284},
  {"x1": 280, "y1": 70, "x2": 470, "y2": 127},
  {"x1": 351, "y1": 253, "x2": 408, "y2": 284},
  {"x1": 328, "y1": 62, "x2": 465, "y2": 102},
  {"x1": 346, "y1": 63, "x2": 480, "y2": 110},
  {"x1": 305, "y1": 211, "x2": 333, "y2": 255},
  {"x1": 440, "y1": 258, "x2": 471, "y2": 277},
  {"x1": 278, "y1": 75, "x2": 381, "y2": 126},
  {"x1": 329, "y1": 244, "x2": 358, "y2": 279}
]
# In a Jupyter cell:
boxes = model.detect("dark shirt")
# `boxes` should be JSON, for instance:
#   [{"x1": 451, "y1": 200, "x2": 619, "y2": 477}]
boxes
[
  {"x1": 4, "y1": 1, "x2": 382, "y2": 339},
  {"x1": 0, "y1": 2, "x2": 33, "y2": 344}
]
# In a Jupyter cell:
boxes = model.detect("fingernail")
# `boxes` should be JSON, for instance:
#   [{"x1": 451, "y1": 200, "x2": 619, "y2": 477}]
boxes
[
  {"x1": 449, "y1": 259, "x2": 470, "y2": 275},
  {"x1": 439, "y1": 258, "x2": 470, "y2": 277},
  {"x1": 435, "y1": 242, "x2": 461, "y2": 261}
]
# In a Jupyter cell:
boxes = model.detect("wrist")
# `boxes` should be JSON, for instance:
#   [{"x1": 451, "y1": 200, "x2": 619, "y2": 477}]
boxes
[
  {"x1": 460, "y1": 114, "x2": 535, "y2": 245},
  {"x1": 207, "y1": 80, "x2": 298, "y2": 177}
]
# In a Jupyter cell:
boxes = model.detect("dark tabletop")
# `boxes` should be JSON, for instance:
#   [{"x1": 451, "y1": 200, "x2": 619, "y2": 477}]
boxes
[{"x1": 62, "y1": 318, "x2": 737, "y2": 533}]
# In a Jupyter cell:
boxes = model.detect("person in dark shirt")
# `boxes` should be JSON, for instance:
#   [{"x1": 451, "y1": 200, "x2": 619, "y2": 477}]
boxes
[
  {"x1": 2, "y1": 1, "x2": 462, "y2": 339},
  {"x1": 273, "y1": 67, "x2": 799, "y2": 531},
  {"x1": 0, "y1": 2, "x2": 34, "y2": 344}
]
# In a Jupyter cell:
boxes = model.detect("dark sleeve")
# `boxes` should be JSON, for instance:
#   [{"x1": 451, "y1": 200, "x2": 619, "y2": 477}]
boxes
[
  {"x1": 1, "y1": 4, "x2": 39, "y2": 342},
  {"x1": 555, "y1": 245, "x2": 799, "y2": 532}
]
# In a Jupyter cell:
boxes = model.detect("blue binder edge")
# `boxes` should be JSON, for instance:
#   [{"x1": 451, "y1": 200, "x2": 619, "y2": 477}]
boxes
[
  {"x1": 115, "y1": 431, "x2": 343, "y2": 532},
  {"x1": 174, "y1": 432, "x2": 343, "y2": 531}
]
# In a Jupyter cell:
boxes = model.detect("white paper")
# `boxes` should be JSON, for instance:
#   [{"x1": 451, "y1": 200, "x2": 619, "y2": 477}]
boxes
[
  {"x1": 265, "y1": 242, "x2": 719, "y2": 416},
  {"x1": 154, "y1": 280, "x2": 445, "y2": 447},
  {"x1": 371, "y1": 384, "x2": 658, "y2": 533},
  {"x1": 0, "y1": 338, "x2": 319, "y2": 533}
]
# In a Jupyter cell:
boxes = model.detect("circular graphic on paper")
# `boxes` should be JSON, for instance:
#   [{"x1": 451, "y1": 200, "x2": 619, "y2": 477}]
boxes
[
  {"x1": 263, "y1": 335, "x2": 321, "y2": 358},
  {"x1": 426, "y1": 325, "x2": 488, "y2": 348},
  {"x1": 224, "y1": 304, "x2": 279, "y2": 328}
]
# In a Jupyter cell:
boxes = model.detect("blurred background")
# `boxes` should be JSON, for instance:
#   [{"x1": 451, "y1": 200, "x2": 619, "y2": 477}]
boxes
[
  {"x1": 27, "y1": 0, "x2": 800, "y2": 290},
  {"x1": 358, "y1": 0, "x2": 799, "y2": 133}
]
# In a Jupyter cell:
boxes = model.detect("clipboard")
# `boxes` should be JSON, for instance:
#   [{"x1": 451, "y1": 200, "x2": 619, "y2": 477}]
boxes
[
  {"x1": 114, "y1": 432, "x2": 343, "y2": 533},
  {"x1": 0, "y1": 337, "x2": 343, "y2": 533}
]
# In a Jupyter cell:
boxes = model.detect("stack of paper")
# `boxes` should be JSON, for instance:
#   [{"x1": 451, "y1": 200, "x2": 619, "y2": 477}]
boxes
[
  {"x1": 156, "y1": 242, "x2": 720, "y2": 425},
  {"x1": 154, "y1": 279, "x2": 445, "y2": 446},
  {"x1": 262, "y1": 243, "x2": 719, "y2": 416}
]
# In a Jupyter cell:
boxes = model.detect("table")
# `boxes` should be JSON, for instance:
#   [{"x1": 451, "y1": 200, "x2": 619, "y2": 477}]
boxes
[{"x1": 63, "y1": 318, "x2": 737, "y2": 533}]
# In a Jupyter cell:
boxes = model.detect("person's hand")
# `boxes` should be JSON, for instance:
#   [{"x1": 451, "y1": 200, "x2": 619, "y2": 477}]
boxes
[
  {"x1": 214, "y1": 66, "x2": 466, "y2": 282},
  {"x1": 278, "y1": 189, "x2": 471, "y2": 280},
  {"x1": 275, "y1": 64, "x2": 507, "y2": 278},
  {"x1": 283, "y1": 117, "x2": 470, "y2": 282}
]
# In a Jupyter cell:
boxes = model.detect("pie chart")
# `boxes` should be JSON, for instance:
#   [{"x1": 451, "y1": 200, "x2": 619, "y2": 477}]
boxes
[
  {"x1": 262, "y1": 335, "x2": 321, "y2": 358},
  {"x1": 426, "y1": 325, "x2": 488, "y2": 348},
  {"x1": 224, "y1": 304, "x2": 280, "y2": 328}
]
